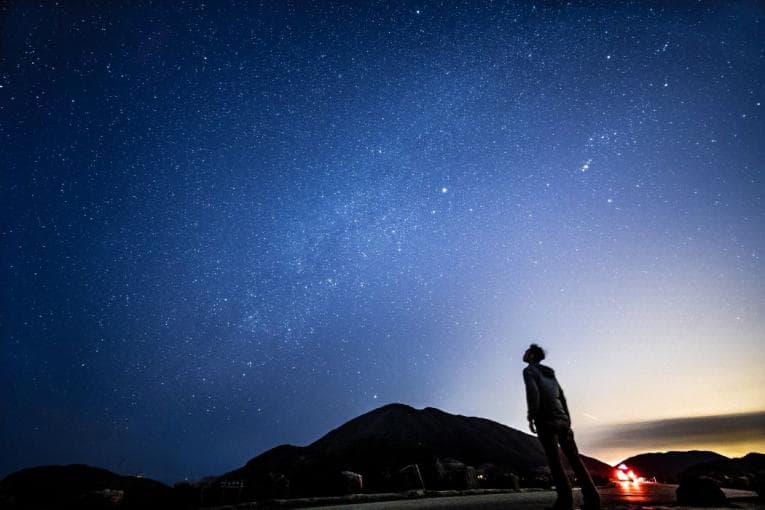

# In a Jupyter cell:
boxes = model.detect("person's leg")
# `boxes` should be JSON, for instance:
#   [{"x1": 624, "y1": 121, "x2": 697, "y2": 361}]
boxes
[
  {"x1": 537, "y1": 426, "x2": 573, "y2": 509},
  {"x1": 559, "y1": 427, "x2": 600, "y2": 509}
]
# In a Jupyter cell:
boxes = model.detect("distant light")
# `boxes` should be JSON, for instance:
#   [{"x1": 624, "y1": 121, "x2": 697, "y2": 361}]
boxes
[
  {"x1": 441, "y1": 187, "x2": 448, "y2": 193},
  {"x1": 615, "y1": 464, "x2": 645, "y2": 484}
]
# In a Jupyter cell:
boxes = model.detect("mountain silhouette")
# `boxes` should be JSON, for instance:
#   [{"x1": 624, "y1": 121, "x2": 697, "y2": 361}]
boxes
[
  {"x1": 311, "y1": 404, "x2": 547, "y2": 470},
  {"x1": 0, "y1": 404, "x2": 615, "y2": 507},
  {"x1": 618, "y1": 451, "x2": 729, "y2": 482},
  {"x1": 219, "y1": 403, "x2": 612, "y2": 500},
  {"x1": 0, "y1": 464, "x2": 176, "y2": 509},
  {"x1": 681, "y1": 452, "x2": 765, "y2": 491}
]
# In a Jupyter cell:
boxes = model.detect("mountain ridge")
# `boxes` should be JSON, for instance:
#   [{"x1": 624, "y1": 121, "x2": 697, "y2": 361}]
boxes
[
  {"x1": 222, "y1": 402, "x2": 613, "y2": 501},
  {"x1": 7, "y1": 403, "x2": 761, "y2": 507}
]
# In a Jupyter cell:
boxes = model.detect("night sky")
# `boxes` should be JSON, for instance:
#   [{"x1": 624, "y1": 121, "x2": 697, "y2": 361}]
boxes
[{"x1": 2, "y1": 1, "x2": 764, "y2": 483}]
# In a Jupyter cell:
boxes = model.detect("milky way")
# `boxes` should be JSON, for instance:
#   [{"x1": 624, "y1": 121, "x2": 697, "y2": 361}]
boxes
[{"x1": 1, "y1": 2, "x2": 763, "y2": 481}]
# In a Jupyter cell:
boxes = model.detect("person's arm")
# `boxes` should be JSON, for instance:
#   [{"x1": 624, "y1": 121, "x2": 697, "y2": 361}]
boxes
[
  {"x1": 559, "y1": 387, "x2": 570, "y2": 418},
  {"x1": 523, "y1": 367, "x2": 540, "y2": 433}
]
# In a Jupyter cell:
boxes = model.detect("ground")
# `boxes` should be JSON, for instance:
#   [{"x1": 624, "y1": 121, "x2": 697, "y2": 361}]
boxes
[{"x1": 286, "y1": 484, "x2": 763, "y2": 510}]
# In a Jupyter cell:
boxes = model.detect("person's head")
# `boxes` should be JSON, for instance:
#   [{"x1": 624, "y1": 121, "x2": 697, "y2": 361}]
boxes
[{"x1": 523, "y1": 343, "x2": 545, "y2": 364}]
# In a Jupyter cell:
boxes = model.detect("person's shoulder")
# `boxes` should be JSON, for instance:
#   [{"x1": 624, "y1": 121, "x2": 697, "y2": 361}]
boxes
[
  {"x1": 537, "y1": 364, "x2": 557, "y2": 377},
  {"x1": 523, "y1": 365, "x2": 536, "y2": 375}
]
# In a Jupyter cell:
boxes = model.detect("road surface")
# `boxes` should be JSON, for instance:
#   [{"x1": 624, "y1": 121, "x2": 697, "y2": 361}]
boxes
[{"x1": 300, "y1": 484, "x2": 762, "y2": 510}]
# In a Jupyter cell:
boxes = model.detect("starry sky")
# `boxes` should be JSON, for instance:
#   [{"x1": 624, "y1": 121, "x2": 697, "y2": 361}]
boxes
[{"x1": 1, "y1": 1, "x2": 764, "y2": 483}]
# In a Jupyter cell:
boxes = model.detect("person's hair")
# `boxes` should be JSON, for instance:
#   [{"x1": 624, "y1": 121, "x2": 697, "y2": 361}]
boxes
[{"x1": 527, "y1": 343, "x2": 546, "y2": 362}]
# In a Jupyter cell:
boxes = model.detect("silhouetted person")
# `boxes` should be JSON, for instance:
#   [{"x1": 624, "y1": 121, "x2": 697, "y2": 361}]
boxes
[{"x1": 523, "y1": 343, "x2": 600, "y2": 510}]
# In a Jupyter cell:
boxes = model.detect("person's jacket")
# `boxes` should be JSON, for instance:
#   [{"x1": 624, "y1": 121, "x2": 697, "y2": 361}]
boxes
[{"x1": 523, "y1": 363, "x2": 571, "y2": 427}]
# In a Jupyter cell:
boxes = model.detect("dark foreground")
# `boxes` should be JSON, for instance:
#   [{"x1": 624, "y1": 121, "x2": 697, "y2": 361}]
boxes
[{"x1": 294, "y1": 484, "x2": 763, "y2": 510}]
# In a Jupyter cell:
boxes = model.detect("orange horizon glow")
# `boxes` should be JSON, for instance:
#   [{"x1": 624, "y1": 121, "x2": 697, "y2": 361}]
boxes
[{"x1": 586, "y1": 438, "x2": 765, "y2": 467}]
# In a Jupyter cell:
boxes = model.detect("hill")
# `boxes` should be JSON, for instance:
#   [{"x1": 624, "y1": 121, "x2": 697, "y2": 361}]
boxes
[
  {"x1": 217, "y1": 403, "x2": 613, "y2": 502},
  {"x1": 0, "y1": 404, "x2": 615, "y2": 507},
  {"x1": 310, "y1": 404, "x2": 547, "y2": 473},
  {"x1": 682, "y1": 452, "x2": 765, "y2": 492},
  {"x1": 0, "y1": 464, "x2": 177, "y2": 509},
  {"x1": 618, "y1": 451, "x2": 728, "y2": 482}
]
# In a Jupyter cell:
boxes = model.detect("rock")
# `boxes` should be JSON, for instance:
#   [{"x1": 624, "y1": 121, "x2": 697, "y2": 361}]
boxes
[
  {"x1": 395, "y1": 464, "x2": 425, "y2": 491},
  {"x1": 731, "y1": 475, "x2": 751, "y2": 490},
  {"x1": 506, "y1": 472, "x2": 521, "y2": 491},
  {"x1": 477, "y1": 463, "x2": 520, "y2": 490},
  {"x1": 439, "y1": 458, "x2": 479, "y2": 490},
  {"x1": 340, "y1": 471, "x2": 363, "y2": 493},
  {"x1": 676, "y1": 476, "x2": 728, "y2": 506}
]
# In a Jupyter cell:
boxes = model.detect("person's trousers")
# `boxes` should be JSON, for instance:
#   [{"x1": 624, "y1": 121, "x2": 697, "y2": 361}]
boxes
[{"x1": 537, "y1": 423, "x2": 600, "y2": 509}]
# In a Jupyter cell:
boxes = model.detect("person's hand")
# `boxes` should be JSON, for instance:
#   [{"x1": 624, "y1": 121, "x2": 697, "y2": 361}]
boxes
[{"x1": 528, "y1": 419, "x2": 536, "y2": 434}]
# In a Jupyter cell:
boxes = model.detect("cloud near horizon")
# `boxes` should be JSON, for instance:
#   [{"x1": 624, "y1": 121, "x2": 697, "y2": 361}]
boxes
[{"x1": 585, "y1": 411, "x2": 765, "y2": 451}]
